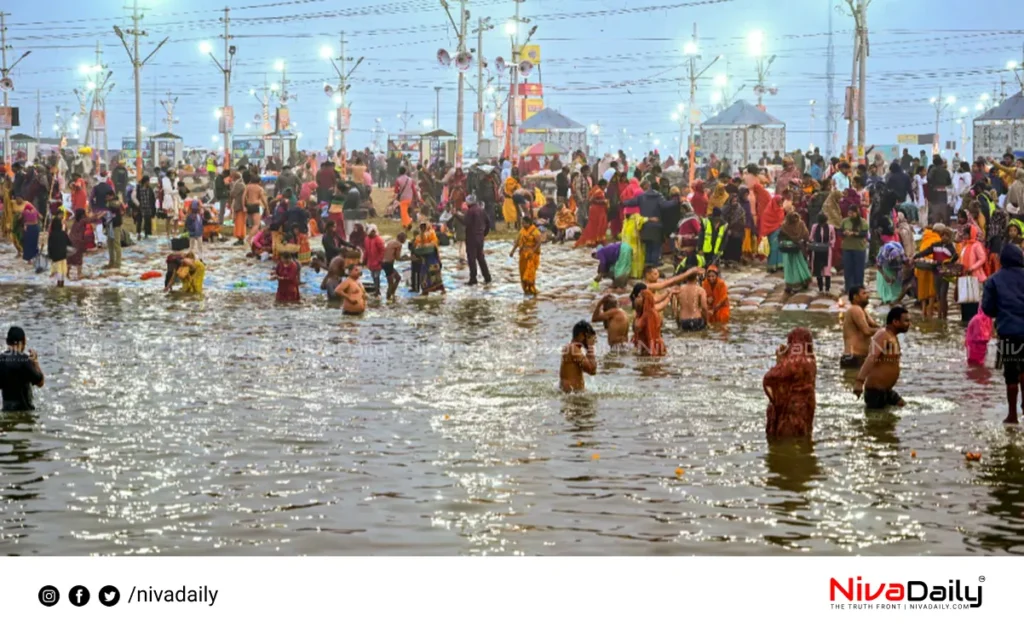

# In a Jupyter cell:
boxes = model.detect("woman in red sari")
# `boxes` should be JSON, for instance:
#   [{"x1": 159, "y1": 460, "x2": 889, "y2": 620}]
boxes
[
  {"x1": 574, "y1": 183, "x2": 609, "y2": 248},
  {"x1": 272, "y1": 252, "x2": 301, "y2": 302},
  {"x1": 632, "y1": 286, "x2": 666, "y2": 357},
  {"x1": 763, "y1": 328, "x2": 817, "y2": 439}
]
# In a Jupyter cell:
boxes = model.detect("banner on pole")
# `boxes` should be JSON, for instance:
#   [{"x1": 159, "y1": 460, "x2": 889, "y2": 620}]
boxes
[
  {"x1": 275, "y1": 107, "x2": 290, "y2": 132},
  {"x1": 896, "y1": 134, "x2": 918, "y2": 144},
  {"x1": 336, "y1": 107, "x2": 351, "y2": 132},
  {"x1": 219, "y1": 106, "x2": 234, "y2": 133},
  {"x1": 90, "y1": 110, "x2": 106, "y2": 132},
  {"x1": 0, "y1": 106, "x2": 14, "y2": 130},
  {"x1": 844, "y1": 86, "x2": 858, "y2": 120}
]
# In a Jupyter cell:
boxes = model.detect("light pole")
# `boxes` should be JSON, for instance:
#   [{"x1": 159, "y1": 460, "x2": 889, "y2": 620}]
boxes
[
  {"x1": 671, "y1": 104, "x2": 685, "y2": 159},
  {"x1": 684, "y1": 24, "x2": 721, "y2": 185},
  {"x1": 590, "y1": 123, "x2": 601, "y2": 157},
  {"x1": 809, "y1": 99, "x2": 817, "y2": 151},
  {"x1": 506, "y1": 3, "x2": 535, "y2": 164},
  {"x1": 200, "y1": 16, "x2": 236, "y2": 170},
  {"x1": 322, "y1": 34, "x2": 363, "y2": 172},
  {"x1": 0, "y1": 12, "x2": 31, "y2": 167},
  {"x1": 748, "y1": 30, "x2": 776, "y2": 108},
  {"x1": 929, "y1": 89, "x2": 955, "y2": 155}
]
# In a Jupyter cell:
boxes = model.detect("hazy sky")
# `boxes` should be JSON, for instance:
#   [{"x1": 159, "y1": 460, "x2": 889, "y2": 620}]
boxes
[{"x1": 5, "y1": 0, "x2": 1021, "y2": 156}]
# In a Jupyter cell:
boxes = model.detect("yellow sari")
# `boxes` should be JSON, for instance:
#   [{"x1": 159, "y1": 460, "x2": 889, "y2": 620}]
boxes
[
  {"x1": 502, "y1": 177, "x2": 521, "y2": 224},
  {"x1": 621, "y1": 214, "x2": 647, "y2": 278},
  {"x1": 515, "y1": 224, "x2": 541, "y2": 294}
]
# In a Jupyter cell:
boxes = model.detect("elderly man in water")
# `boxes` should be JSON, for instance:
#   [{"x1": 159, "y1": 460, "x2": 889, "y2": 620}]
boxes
[
  {"x1": 854, "y1": 305, "x2": 911, "y2": 409},
  {"x1": 841, "y1": 285, "x2": 879, "y2": 369},
  {"x1": 560, "y1": 320, "x2": 598, "y2": 392}
]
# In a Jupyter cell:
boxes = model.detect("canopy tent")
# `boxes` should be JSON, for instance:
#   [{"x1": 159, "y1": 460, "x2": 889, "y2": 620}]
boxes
[
  {"x1": 421, "y1": 129, "x2": 455, "y2": 138},
  {"x1": 973, "y1": 91, "x2": 1024, "y2": 158},
  {"x1": 520, "y1": 108, "x2": 587, "y2": 155},
  {"x1": 521, "y1": 141, "x2": 567, "y2": 157},
  {"x1": 699, "y1": 100, "x2": 786, "y2": 167}
]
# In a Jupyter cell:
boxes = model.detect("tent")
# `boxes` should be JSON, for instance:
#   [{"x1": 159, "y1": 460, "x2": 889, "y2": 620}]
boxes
[
  {"x1": 973, "y1": 91, "x2": 1024, "y2": 159},
  {"x1": 699, "y1": 100, "x2": 786, "y2": 167},
  {"x1": 520, "y1": 108, "x2": 587, "y2": 155}
]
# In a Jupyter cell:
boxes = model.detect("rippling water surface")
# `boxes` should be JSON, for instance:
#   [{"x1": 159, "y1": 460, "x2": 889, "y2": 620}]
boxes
[{"x1": 1, "y1": 240, "x2": 1022, "y2": 555}]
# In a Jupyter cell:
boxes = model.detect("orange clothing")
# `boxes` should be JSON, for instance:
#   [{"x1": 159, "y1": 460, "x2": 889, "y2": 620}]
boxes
[
  {"x1": 415, "y1": 227, "x2": 439, "y2": 249},
  {"x1": 702, "y1": 278, "x2": 731, "y2": 324},
  {"x1": 307, "y1": 218, "x2": 321, "y2": 237},
  {"x1": 632, "y1": 289, "x2": 666, "y2": 356},
  {"x1": 515, "y1": 224, "x2": 541, "y2": 294},
  {"x1": 400, "y1": 199, "x2": 412, "y2": 228},
  {"x1": 233, "y1": 210, "x2": 246, "y2": 239}
]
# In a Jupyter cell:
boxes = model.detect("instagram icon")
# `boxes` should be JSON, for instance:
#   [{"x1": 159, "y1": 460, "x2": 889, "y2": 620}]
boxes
[{"x1": 38, "y1": 586, "x2": 60, "y2": 607}]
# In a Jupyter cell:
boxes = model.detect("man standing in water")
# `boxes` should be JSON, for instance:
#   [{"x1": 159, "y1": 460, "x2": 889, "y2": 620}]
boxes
[
  {"x1": 841, "y1": 286, "x2": 880, "y2": 369},
  {"x1": 560, "y1": 321, "x2": 598, "y2": 393},
  {"x1": 672, "y1": 271, "x2": 708, "y2": 331},
  {"x1": 982, "y1": 243, "x2": 1024, "y2": 424},
  {"x1": 336, "y1": 264, "x2": 368, "y2": 315},
  {"x1": 0, "y1": 327, "x2": 45, "y2": 411},
  {"x1": 382, "y1": 232, "x2": 407, "y2": 300},
  {"x1": 463, "y1": 194, "x2": 491, "y2": 286},
  {"x1": 854, "y1": 306, "x2": 911, "y2": 409},
  {"x1": 591, "y1": 295, "x2": 630, "y2": 348}
]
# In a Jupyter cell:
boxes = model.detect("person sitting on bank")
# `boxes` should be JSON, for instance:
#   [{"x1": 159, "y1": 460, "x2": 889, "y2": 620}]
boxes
[{"x1": 0, "y1": 326, "x2": 45, "y2": 412}]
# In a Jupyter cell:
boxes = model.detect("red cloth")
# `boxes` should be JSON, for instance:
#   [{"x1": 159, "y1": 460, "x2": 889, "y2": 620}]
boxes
[
  {"x1": 71, "y1": 178, "x2": 88, "y2": 211},
  {"x1": 575, "y1": 188, "x2": 609, "y2": 248},
  {"x1": 299, "y1": 181, "x2": 317, "y2": 202},
  {"x1": 275, "y1": 260, "x2": 300, "y2": 302},
  {"x1": 632, "y1": 290, "x2": 666, "y2": 356},
  {"x1": 763, "y1": 328, "x2": 817, "y2": 438},
  {"x1": 753, "y1": 183, "x2": 784, "y2": 237},
  {"x1": 622, "y1": 179, "x2": 643, "y2": 216},
  {"x1": 690, "y1": 181, "x2": 708, "y2": 217},
  {"x1": 363, "y1": 234, "x2": 386, "y2": 271}
]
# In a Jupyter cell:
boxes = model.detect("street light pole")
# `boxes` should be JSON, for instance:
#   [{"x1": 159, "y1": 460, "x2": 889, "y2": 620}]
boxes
[
  {"x1": 684, "y1": 23, "x2": 720, "y2": 186},
  {"x1": 0, "y1": 12, "x2": 32, "y2": 167},
  {"x1": 221, "y1": 7, "x2": 232, "y2": 169},
  {"x1": 113, "y1": 0, "x2": 168, "y2": 179},
  {"x1": 474, "y1": 17, "x2": 493, "y2": 157}
]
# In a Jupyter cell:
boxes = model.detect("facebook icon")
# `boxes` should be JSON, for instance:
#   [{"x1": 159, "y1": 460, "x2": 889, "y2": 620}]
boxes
[{"x1": 69, "y1": 585, "x2": 90, "y2": 607}]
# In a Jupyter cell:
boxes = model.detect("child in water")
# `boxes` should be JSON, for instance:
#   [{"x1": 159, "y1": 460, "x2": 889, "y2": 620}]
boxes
[
  {"x1": 965, "y1": 311, "x2": 993, "y2": 366},
  {"x1": 272, "y1": 251, "x2": 301, "y2": 303}
]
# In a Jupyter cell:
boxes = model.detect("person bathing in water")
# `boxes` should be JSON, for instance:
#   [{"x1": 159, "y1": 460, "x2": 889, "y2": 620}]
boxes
[
  {"x1": 854, "y1": 305, "x2": 912, "y2": 409},
  {"x1": 672, "y1": 270, "x2": 709, "y2": 331},
  {"x1": 335, "y1": 264, "x2": 368, "y2": 315},
  {"x1": 560, "y1": 320, "x2": 598, "y2": 393},
  {"x1": 591, "y1": 295, "x2": 630, "y2": 348}
]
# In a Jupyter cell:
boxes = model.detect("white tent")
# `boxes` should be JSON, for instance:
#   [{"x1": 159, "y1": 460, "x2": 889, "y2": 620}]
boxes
[
  {"x1": 973, "y1": 91, "x2": 1024, "y2": 158},
  {"x1": 700, "y1": 100, "x2": 786, "y2": 167}
]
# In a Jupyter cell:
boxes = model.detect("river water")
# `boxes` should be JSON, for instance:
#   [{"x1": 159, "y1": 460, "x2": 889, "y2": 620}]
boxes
[{"x1": 1, "y1": 237, "x2": 1022, "y2": 555}]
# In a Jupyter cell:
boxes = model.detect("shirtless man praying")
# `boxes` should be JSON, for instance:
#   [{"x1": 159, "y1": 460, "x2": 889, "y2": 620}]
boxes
[
  {"x1": 842, "y1": 285, "x2": 879, "y2": 369},
  {"x1": 335, "y1": 264, "x2": 368, "y2": 315},
  {"x1": 560, "y1": 320, "x2": 598, "y2": 393},
  {"x1": 591, "y1": 295, "x2": 630, "y2": 348},
  {"x1": 854, "y1": 306, "x2": 911, "y2": 409}
]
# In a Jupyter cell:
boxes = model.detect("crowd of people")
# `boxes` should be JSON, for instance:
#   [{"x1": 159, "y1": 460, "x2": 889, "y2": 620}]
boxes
[{"x1": 3, "y1": 143, "x2": 1024, "y2": 432}]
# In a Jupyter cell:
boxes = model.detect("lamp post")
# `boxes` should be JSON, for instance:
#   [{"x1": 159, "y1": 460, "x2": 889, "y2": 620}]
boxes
[
  {"x1": 748, "y1": 30, "x2": 776, "y2": 108},
  {"x1": 321, "y1": 34, "x2": 363, "y2": 172},
  {"x1": 200, "y1": 16, "x2": 236, "y2": 170},
  {"x1": 929, "y1": 89, "x2": 955, "y2": 155},
  {"x1": 683, "y1": 23, "x2": 721, "y2": 185}
]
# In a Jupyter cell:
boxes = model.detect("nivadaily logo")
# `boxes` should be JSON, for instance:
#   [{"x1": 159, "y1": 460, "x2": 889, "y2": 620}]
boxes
[{"x1": 830, "y1": 576, "x2": 984, "y2": 609}]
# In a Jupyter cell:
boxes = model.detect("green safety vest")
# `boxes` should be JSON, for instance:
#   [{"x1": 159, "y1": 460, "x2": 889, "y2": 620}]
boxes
[
  {"x1": 675, "y1": 253, "x2": 705, "y2": 275},
  {"x1": 700, "y1": 218, "x2": 727, "y2": 256}
]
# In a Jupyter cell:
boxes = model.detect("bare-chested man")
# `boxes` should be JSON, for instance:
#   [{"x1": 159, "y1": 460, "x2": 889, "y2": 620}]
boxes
[
  {"x1": 335, "y1": 264, "x2": 367, "y2": 315},
  {"x1": 672, "y1": 273, "x2": 708, "y2": 331},
  {"x1": 382, "y1": 232, "x2": 407, "y2": 300},
  {"x1": 560, "y1": 320, "x2": 598, "y2": 393},
  {"x1": 842, "y1": 285, "x2": 879, "y2": 368},
  {"x1": 854, "y1": 305, "x2": 911, "y2": 409},
  {"x1": 643, "y1": 265, "x2": 703, "y2": 308},
  {"x1": 591, "y1": 295, "x2": 630, "y2": 348}
]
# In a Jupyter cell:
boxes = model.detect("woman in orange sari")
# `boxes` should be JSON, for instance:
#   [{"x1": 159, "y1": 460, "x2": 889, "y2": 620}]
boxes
[
  {"x1": 763, "y1": 327, "x2": 817, "y2": 439},
  {"x1": 631, "y1": 285, "x2": 666, "y2": 356},
  {"x1": 509, "y1": 216, "x2": 542, "y2": 295},
  {"x1": 574, "y1": 183, "x2": 609, "y2": 248},
  {"x1": 702, "y1": 265, "x2": 731, "y2": 324},
  {"x1": 502, "y1": 168, "x2": 522, "y2": 226}
]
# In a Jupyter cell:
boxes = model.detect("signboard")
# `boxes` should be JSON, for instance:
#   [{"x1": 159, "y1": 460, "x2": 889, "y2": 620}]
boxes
[
  {"x1": 516, "y1": 83, "x2": 544, "y2": 98},
  {"x1": 155, "y1": 140, "x2": 177, "y2": 166},
  {"x1": 91, "y1": 110, "x2": 106, "y2": 132},
  {"x1": 0, "y1": 106, "x2": 13, "y2": 130},
  {"x1": 520, "y1": 44, "x2": 541, "y2": 65},
  {"x1": 520, "y1": 97, "x2": 544, "y2": 124},
  {"x1": 387, "y1": 136, "x2": 420, "y2": 160},
  {"x1": 868, "y1": 144, "x2": 900, "y2": 162},
  {"x1": 121, "y1": 139, "x2": 153, "y2": 160},
  {"x1": 336, "y1": 107, "x2": 351, "y2": 132},
  {"x1": 275, "y1": 107, "x2": 290, "y2": 132},
  {"x1": 218, "y1": 106, "x2": 234, "y2": 133},
  {"x1": 232, "y1": 137, "x2": 266, "y2": 161},
  {"x1": 917, "y1": 133, "x2": 937, "y2": 145},
  {"x1": 493, "y1": 118, "x2": 505, "y2": 139},
  {"x1": 896, "y1": 134, "x2": 918, "y2": 144},
  {"x1": 11, "y1": 141, "x2": 30, "y2": 163}
]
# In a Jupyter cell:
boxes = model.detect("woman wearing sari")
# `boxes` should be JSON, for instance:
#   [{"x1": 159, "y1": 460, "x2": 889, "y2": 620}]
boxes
[
  {"x1": 690, "y1": 180, "x2": 708, "y2": 217},
  {"x1": 418, "y1": 167, "x2": 438, "y2": 218},
  {"x1": 509, "y1": 216, "x2": 542, "y2": 295},
  {"x1": 68, "y1": 209, "x2": 88, "y2": 280},
  {"x1": 763, "y1": 328, "x2": 817, "y2": 439},
  {"x1": 809, "y1": 212, "x2": 835, "y2": 294},
  {"x1": 574, "y1": 181, "x2": 609, "y2": 248},
  {"x1": 620, "y1": 178, "x2": 646, "y2": 278},
  {"x1": 502, "y1": 168, "x2": 522, "y2": 226},
  {"x1": 958, "y1": 224, "x2": 988, "y2": 322},
  {"x1": 15, "y1": 197, "x2": 41, "y2": 263},
  {"x1": 822, "y1": 186, "x2": 845, "y2": 273},
  {"x1": 632, "y1": 286, "x2": 666, "y2": 357},
  {"x1": 605, "y1": 172, "x2": 625, "y2": 240},
  {"x1": 875, "y1": 241, "x2": 908, "y2": 305},
  {"x1": 447, "y1": 168, "x2": 468, "y2": 214},
  {"x1": 413, "y1": 222, "x2": 445, "y2": 296},
  {"x1": 779, "y1": 211, "x2": 812, "y2": 293}
]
